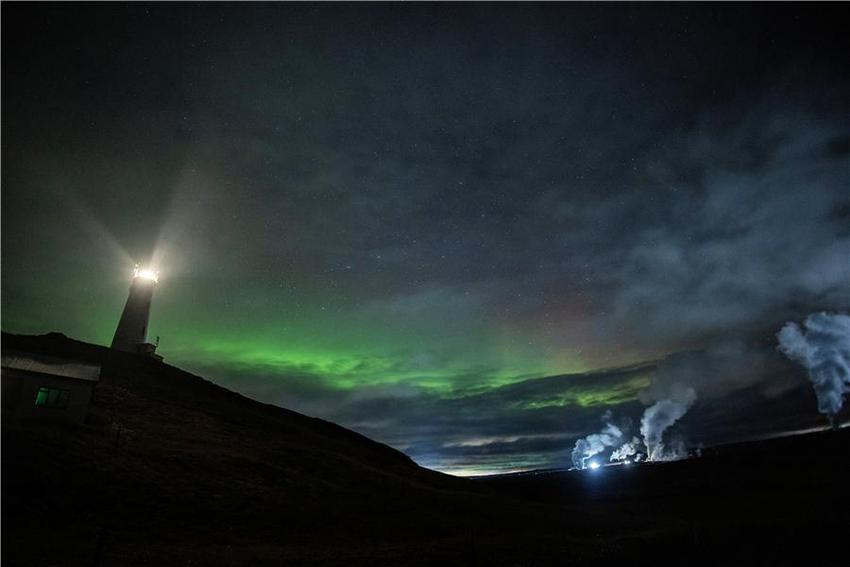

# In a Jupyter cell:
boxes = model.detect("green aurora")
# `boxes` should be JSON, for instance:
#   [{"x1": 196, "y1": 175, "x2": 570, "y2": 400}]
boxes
[{"x1": 2, "y1": 264, "x2": 603, "y2": 395}]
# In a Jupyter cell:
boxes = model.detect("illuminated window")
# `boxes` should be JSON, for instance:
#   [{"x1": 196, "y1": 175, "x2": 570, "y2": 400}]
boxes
[{"x1": 34, "y1": 387, "x2": 70, "y2": 409}]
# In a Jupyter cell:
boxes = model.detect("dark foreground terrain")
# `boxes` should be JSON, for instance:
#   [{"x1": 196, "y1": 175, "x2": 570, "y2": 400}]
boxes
[{"x1": 3, "y1": 333, "x2": 848, "y2": 566}]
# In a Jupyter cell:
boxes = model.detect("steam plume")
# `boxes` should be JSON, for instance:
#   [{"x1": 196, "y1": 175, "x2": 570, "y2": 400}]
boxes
[
  {"x1": 609, "y1": 437, "x2": 641, "y2": 462},
  {"x1": 777, "y1": 312, "x2": 850, "y2": 424},
  {"x1": 570, "y1": 421, "x2": 623, "y2": 469},
  {"x1": 610, "y1": 436, "x2": 642, "y2": 462},
  {"x1": 640, "y1": 386, "x2": 696, "y2": 461}
]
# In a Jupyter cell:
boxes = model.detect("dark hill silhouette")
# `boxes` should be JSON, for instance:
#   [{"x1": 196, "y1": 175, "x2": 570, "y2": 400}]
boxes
[
  {"x1": 1, "y1": 332, "x2": 632, "y2": 566},
  {"x1": 3, "y1": 332, "x2": 847, "y2": 566}
]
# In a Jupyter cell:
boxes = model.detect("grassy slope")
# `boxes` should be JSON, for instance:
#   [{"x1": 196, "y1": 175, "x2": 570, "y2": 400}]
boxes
[{"x1": 1, "y1": 333, "x2": 628, "y2": 566}]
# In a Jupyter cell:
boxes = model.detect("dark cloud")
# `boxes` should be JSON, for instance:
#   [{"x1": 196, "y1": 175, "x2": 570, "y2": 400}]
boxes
[{"x1": 604, "y1": 99, "x2": 850, "y2": 343}]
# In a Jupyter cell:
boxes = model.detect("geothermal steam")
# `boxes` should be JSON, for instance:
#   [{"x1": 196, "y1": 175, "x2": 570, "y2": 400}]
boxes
[
  {"x1": 640, "y1": 386, "x2": 696, "y2": 461},
  {"x1": 635, "y1": 344, "x2": 768, "y2": 462},
  {"x1": 571, "y1": 421, "x2": 623, "y2": 469},
  {"x1": 572, "y1": 412, "x2": 648, "y2": 468},
  {"x1": 572, "y1": 339, "x2": 785, "y2": 467},
  {"x1": 610, "y1": 437, "x2": 642, "y2": 462},
  {"x1": 777, "y1": 312, "x2": 850, "y2": 424}
]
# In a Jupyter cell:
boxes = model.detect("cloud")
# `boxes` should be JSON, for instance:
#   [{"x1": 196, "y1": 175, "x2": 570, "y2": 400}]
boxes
[{"x1": 603, "y1": 99, "x2": 850, "y2": 343}]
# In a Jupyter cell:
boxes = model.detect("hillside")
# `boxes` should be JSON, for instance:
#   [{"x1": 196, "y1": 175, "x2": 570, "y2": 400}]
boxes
[
  {"x1": 1, "y1": 333, "x2": 630, "y2": 566},
  {"x1": 4, "y1": 332, "x2": 847, "y2": 566},
  {"x1": 479, "y1": 426, "x2": 850, "y2": 564}
]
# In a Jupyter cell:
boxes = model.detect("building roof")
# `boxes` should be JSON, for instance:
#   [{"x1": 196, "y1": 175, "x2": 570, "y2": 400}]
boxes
[{"x1": 1, "y1": 352, "x2": 101, "y2": 382}]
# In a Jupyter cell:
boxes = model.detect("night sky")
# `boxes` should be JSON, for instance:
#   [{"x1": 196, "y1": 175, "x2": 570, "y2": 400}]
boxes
[{"x1": 3, "y1": 4, "x2": 848, "y2": 474}]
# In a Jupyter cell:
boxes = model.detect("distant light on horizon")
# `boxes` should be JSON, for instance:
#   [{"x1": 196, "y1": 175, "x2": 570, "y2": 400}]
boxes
[{"x1": 588, "y1": 461, "x2": 600, "y2": 470}]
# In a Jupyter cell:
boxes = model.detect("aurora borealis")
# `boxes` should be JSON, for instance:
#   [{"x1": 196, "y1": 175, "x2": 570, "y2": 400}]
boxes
[{"x1": 3, "y1": 4, "x2": 849, "y2": 474}]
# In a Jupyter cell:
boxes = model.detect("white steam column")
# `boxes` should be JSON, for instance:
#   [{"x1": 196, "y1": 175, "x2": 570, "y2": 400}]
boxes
[{"x1": 111, "y1": 265, "x2": 161, "y2": 359}]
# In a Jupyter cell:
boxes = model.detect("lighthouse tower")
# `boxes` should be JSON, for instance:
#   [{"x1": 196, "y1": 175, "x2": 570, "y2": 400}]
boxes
[{"x1": 111, "y1": 265, "x2": 160, "y2": 358}]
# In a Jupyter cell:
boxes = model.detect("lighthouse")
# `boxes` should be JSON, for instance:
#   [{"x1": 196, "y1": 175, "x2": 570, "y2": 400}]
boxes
[{"x1": 111, "y1": 264, "x2": 161, "y2": 359}]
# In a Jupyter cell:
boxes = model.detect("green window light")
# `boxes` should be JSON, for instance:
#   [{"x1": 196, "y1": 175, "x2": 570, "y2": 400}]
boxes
[{"x1": 34, "y1": 387, "x2": 70, "y2": 409}]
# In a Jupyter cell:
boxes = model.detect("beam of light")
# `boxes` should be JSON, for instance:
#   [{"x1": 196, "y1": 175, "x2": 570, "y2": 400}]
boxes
[
  {"x1": 150, "y1": 163, "x2": 221, "y2": 281},
  {"x1": 63, "y1": 191, "x2": 134, "y2": 266},
  {"x1": 588, "y1": 460, "x2": 600, "y2": 469}
]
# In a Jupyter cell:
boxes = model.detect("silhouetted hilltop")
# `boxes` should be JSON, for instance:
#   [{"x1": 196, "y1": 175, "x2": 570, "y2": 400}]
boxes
[
  {"x1": 3, "y1": 331, "x2": 430, "y2": 478},
  {"x1": 0, "y1": 333, "x2": 625, "y2": 566},
  {"x1": 3, "y1": 332, "x2": 847, "y2": 566}
]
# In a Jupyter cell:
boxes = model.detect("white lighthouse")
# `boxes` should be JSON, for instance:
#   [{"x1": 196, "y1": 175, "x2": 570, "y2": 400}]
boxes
[{"x1": 111, "y1": 265, "x2": 161, "y2": 359}]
